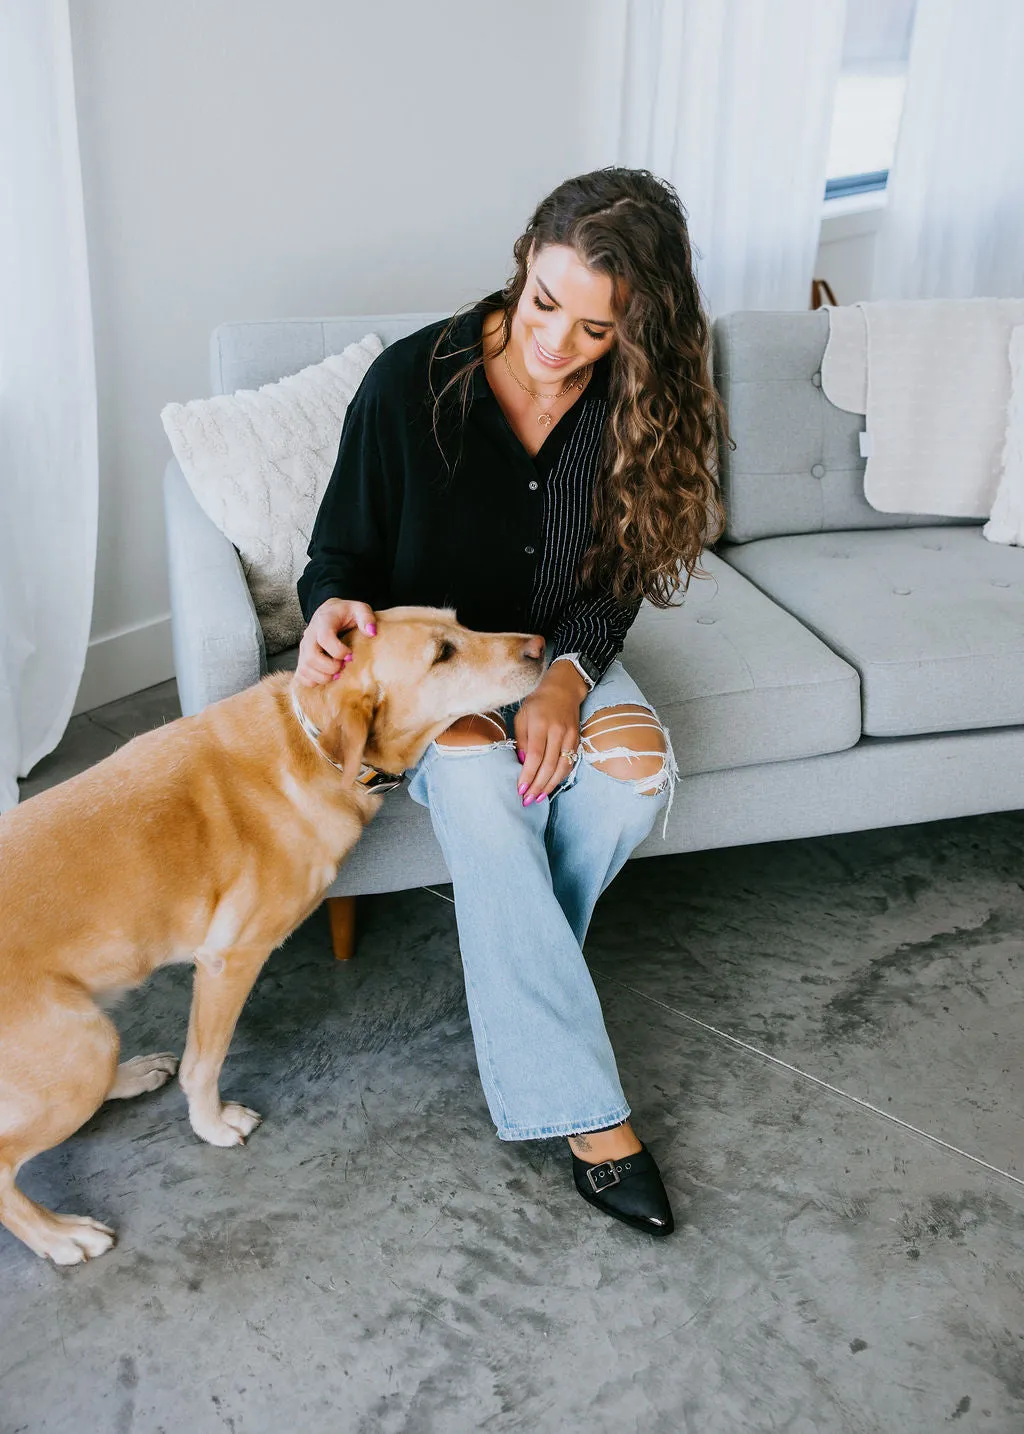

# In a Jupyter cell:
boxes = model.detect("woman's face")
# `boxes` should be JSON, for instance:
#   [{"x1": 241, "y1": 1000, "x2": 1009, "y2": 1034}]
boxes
[{"x1": 513, "y1": 243, "x2": 618, "y2": 384}]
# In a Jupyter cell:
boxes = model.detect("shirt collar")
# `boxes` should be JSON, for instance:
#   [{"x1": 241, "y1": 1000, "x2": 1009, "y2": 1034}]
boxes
[{"x1": 456, "y1": 292, "x2": 610, "y2": 402}]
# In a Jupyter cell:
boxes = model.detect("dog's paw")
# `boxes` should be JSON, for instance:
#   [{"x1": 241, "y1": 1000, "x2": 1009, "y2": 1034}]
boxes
[
  {"x1": 34, "y1": 1215, "x2": 116, "y2": 1266},
  {"x1": 221, "y1": 1103, "x2": 262, "y2": 1140},
  {"x1": 110, "y1": 1052, "x2": 179, "y2": 1099},
  {"x1": 190, "y1": 1103, "x2": 262, "y2": 1148}
]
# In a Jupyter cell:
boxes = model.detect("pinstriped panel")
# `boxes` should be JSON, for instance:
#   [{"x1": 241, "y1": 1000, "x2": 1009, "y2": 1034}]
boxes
[{"x1": 525, "y1": 394, "x2": 639, "y2": 676}]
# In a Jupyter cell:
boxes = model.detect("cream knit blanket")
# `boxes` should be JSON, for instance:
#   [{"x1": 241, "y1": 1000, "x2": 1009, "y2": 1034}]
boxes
[{"x1": 820, "y1": 299, "x2": 1024, "y2": 518}]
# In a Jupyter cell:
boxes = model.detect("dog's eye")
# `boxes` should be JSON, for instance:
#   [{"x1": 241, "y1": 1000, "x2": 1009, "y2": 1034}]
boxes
[{"x1": 433, "y1": 640, "x2": 457, "y2": 666}]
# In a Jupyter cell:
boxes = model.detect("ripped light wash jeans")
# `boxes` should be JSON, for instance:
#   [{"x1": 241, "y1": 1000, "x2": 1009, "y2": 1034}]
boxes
[{"x1": 406, "y1": 659, "x2": 677, "y2": 1141}]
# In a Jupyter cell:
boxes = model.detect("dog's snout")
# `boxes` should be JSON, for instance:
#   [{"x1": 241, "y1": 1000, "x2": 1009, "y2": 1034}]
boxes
[{"x1": 522, "y1": 635, "x2": 546, "y2": 663}]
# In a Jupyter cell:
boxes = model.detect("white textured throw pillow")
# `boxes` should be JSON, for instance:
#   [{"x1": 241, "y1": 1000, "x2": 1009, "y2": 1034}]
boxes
[
  {"x1": 161, "y1": 334, "x2": 383, "y2": 655},
  {"x1": 983, "y1": 325, "x2": 1024, "y2": 547}
]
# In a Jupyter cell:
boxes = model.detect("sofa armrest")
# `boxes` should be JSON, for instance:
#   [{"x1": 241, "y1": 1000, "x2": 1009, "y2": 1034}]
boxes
[{"x1": 163, "y1": 459, "x2": 265, "y2": 715}]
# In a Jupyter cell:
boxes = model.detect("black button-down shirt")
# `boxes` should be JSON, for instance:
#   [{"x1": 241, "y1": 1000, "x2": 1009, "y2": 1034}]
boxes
[{"x1": 298, "y1": 296, "x2": 641, "y2": 677}]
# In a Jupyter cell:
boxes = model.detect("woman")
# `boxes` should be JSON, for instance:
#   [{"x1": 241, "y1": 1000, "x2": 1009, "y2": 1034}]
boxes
[{"x1": 297, "y1": 168, "x2": 726, "y2": 1236}]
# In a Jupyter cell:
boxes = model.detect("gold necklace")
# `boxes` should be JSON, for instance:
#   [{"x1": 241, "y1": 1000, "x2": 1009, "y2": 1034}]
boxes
[{"x1": 502, "y1": 346, "x2": 592, "y2": 428}]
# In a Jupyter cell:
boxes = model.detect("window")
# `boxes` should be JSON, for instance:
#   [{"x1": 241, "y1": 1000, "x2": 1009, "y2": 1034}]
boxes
[{"x1": 824, "y1": 0, "x2": 917, "y2": 201}]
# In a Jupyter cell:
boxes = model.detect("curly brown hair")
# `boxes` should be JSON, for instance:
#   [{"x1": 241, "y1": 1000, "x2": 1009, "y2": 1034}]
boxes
[{"x1": 429, "y1": 167, "x2": 728, "y2": 607}]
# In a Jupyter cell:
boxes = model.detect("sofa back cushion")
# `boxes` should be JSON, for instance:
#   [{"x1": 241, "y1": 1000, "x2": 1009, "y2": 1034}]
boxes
[
  {"x1": 713, "y1": 310, "x2": 967, "y2": 543},
  {"x1": 210, "y1": 313, "x2": 451, "y2": 396}
]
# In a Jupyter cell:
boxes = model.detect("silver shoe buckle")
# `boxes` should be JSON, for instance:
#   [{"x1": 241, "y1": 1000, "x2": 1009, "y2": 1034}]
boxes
[{"x1": 586, "y1": 1160, "x2": 621, "y2": 1194}]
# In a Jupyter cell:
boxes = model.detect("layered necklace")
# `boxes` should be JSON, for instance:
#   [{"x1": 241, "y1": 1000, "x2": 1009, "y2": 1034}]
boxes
[{"x1": 502, "y1": 345, "x2": 592, "y2": 428}]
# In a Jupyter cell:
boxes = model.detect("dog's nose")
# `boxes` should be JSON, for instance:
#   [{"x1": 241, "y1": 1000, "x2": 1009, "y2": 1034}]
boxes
[{"x1": 522, "y1": 634, "x2": 546, "y2": 662}]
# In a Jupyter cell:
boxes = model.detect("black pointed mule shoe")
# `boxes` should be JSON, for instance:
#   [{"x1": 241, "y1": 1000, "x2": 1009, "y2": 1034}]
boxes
[{"x1": 570, "y1": 1142, "x2": 675, "y2": 1236}]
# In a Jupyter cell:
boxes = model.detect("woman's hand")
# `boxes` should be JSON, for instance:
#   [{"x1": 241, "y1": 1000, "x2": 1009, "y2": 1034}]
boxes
[
  {"x1": 296, "y1": 598, "x2": 377, "y2": 684},
  {"x1": 513, "y1": 661, "x2": 588, "y2": 805}
]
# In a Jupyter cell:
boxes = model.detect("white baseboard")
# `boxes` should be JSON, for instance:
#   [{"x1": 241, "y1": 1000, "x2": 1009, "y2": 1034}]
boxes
[{"x1": 73, "y1": 614, "x2": 176, "y2": 715}]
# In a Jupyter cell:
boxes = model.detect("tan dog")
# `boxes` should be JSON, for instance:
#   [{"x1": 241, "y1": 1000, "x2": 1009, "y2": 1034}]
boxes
[{"x1": 0, "y1": 607, "x2": 545, "y2": 1264}]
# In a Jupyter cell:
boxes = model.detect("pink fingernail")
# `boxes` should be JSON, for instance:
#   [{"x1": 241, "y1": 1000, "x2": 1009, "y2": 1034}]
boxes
[
  {"x1": 537, "y1": 793, "x2": 547, "y2": 803},
  {"x1": 522, "y1": 795, "x2": 534, "y2": 807},
  {"x1": 516, "y1": 750, "x2": 525, "y2": 764},
  {"x1": 517, "y1": 783, "x2": 527, "y2": 796},
  {"x1": 343, "y1": 653, "x2": 353, "y2": 664},
  {"x1": 331, "y1": 673, "x2": 341, "y2": 681},
  {"x1": 366, "y1": 623, "x2": 377, "y2": 637}
]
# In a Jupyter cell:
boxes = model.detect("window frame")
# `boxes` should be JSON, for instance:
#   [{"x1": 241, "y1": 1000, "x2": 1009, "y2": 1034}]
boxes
[{"x1": 824, "y1": 169, "x2": 890, "y2": 202}]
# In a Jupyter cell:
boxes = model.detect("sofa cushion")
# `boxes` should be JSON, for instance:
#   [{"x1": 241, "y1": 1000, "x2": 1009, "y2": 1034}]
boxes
[
  {"x1": 210, "y1": 313, "x2": 450, "y2": 396},
  {"x1": 722, "y1": 526, "x2": 1024, "y2": 738},
  {"x1": 620, "y1": 553, "x2": 861, "y2": 775}
]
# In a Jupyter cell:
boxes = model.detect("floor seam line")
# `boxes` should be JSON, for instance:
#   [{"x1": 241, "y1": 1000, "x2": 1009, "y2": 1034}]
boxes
[
  {"x1": 596, "y1": 971, "x2": 1024, "y2": 1192},
  {"x1": 85, "y1": 715, "x2": 128, "y2": 740}
]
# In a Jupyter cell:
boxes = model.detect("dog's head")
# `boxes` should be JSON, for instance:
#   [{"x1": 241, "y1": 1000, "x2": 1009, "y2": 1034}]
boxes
[{"x1": 292, "y1": 607, "x2": 546, "y2": 784}]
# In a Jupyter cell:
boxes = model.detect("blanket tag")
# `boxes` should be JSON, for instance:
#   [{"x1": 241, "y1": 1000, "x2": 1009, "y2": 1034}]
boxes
[{"x1": 859, "y1": 429, "x2": 874, "y2": 458}]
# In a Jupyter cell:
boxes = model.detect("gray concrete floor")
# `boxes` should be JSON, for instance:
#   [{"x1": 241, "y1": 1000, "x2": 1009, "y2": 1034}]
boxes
[{"x1": 3, "y1": 680, "x2": 1023, "y2": 1433}]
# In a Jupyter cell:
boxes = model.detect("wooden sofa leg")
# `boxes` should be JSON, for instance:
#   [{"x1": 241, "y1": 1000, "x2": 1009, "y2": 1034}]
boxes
[{"x1": 327, "y1": 895, "x2": 356, "y2": 961}]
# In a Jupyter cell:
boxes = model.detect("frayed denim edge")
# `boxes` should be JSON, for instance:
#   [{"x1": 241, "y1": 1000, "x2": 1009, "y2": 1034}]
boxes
[{"x1": 496, "y1": 1103, "x2": 632, "y2": 1142}]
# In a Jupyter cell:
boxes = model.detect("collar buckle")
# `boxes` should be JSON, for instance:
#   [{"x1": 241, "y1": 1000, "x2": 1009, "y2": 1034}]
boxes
[{"x1": 356, "y1": 766, "x2": 404, "y2": 795}]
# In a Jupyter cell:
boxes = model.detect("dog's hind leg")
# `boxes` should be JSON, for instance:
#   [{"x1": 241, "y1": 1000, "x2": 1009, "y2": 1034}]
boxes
[
  {"x1": 0, "y1": 988, "x2": 120, "y2": 1264},
  {"x1": 178, "y1": 945, "x2": 270, "y2": 1148}
]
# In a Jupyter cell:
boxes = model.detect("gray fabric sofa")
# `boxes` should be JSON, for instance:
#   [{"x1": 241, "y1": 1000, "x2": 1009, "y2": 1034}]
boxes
[{"x1": 163, "y1": 309, "x2": 1024, "y2": 901}]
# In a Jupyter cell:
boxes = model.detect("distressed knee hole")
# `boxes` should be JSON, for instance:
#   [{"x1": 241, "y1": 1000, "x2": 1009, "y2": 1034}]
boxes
[
  {"x1": 580, "y1": 703, "x2": 670, "y2": 792},
  {"x1": 435, "y1": 710, "x2": 510, "y2": 753}
]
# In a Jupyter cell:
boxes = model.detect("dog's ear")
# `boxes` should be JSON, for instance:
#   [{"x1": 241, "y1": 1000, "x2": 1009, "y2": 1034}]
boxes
[{"x1": 320, "y1": 685, "x2": 375, "y2": 784}]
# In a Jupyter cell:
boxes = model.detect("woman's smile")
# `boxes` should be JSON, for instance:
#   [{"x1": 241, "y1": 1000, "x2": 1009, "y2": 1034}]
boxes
[{"x1": 532, "y1": 334, "x2": 573, "y2": 369}]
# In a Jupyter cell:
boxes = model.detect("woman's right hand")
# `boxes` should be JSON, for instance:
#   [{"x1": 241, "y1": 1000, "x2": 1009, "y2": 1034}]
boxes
[{"x1": 296, "y1": 598, "x2": 377, "y2": 685}]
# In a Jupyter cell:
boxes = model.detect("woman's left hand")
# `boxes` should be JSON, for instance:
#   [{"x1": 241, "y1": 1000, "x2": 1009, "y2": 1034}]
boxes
[{"x1": 513, "y1": 662, "x2": 587, "y2": 806}]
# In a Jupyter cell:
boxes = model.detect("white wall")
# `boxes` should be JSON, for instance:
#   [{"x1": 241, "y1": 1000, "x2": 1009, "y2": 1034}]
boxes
[{"x1": 68, "y1": 0, "x2": 618, "y2": 711}]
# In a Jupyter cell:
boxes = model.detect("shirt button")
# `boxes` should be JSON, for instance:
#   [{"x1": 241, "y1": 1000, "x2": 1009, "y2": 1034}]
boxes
[
  {"x1": 524, "y1": 545, "x2": 535, "y2": 556},
  {"x1": 811, "y1": 463, "x2": 826, "y2": 479},
  {"x1": 528, "y1": 480, "x2": 539, "y2": 491},
  {"x1": 811, "y1": 371, "x2": 822, "y2": 387}
]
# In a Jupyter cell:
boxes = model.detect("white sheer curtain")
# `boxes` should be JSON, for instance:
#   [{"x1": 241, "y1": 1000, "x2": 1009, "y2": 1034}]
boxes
[
  {"x1": 873, "y1": 0, "x2": 1024, "y2": 299},
  {"x1": 614, "y1": 0, "x2": 846, "y2": 316},
  {"x1": 0, "y1": 0, "x2": 97, "y2": 811}
]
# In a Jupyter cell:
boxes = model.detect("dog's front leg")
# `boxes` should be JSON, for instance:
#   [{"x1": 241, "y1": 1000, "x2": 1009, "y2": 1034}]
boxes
[{"x1": 178, "y1": 947, "x2": 269, "y2": 1147}]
